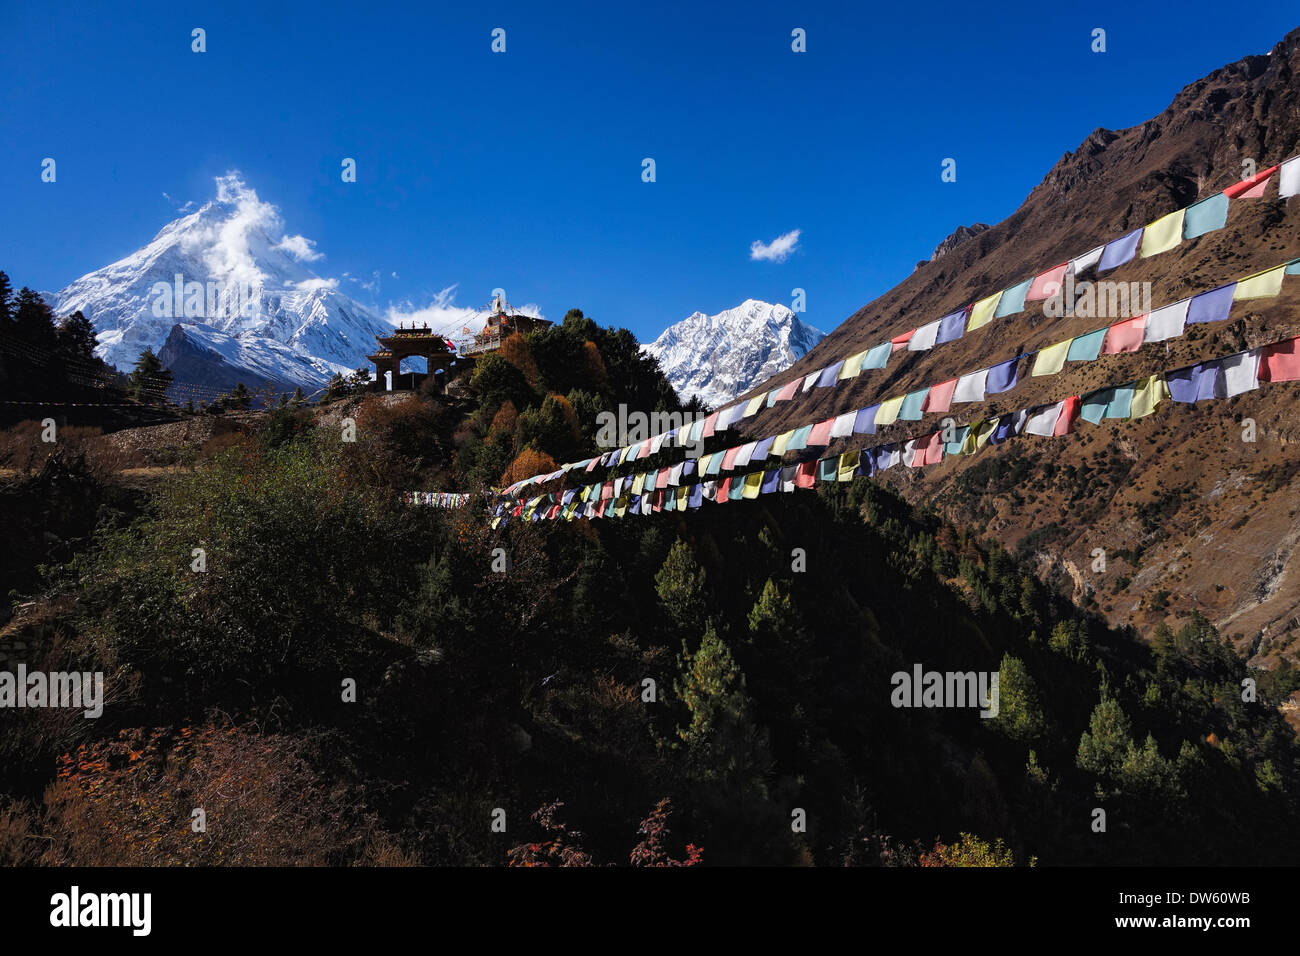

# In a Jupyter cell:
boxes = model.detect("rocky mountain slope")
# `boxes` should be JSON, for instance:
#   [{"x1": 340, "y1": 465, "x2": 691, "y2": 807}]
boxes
[{"x1": 728, "y1": 26, "x2": 1300, "y2": 664}]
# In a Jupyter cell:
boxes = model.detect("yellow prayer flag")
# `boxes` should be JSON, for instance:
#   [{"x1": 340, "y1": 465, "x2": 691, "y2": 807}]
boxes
[
  {"x1": 838, "y1": 451, "x2": 860, "y2": 482},
  {"x1": 744, "y1": 395, "x2": 765, "y2": 417},
  {"x1": 1031, "y1": 339, "x2": 1073, "y2": 377},
  {"x1": 874, "y1": 395, "x2": 905, "y2": 426},
  {"x1": 973, "y1": 419, "x2": 998, "y2": 451},
  {"x1": 1233, "y1": 265, "x2": 1286, "y2": 300},
  {"x1": 1139, "y1": 208, "x2": 1186, "y2": 258},
  {"x1": 631, "y1": 472, "x2": 645, "y2": 495},
  {"x1": 771, "y1": 429, "x2": 796, "y2": 456},
  {"x1": 966, "y1": 292, "x2": 1003, "y2": 332},
  {"x1": 1128, "y1": 374, "x2": 1169, "y2": 419},
  {"x1": 613, "y1": 496, "x2": 628, "y2": 517},
  {"x1": 742, "y1": 472, "x2": 763, "y2": 499},
  {"x1": 839, "y1": 349, "x2": 869, "y2": 380}
]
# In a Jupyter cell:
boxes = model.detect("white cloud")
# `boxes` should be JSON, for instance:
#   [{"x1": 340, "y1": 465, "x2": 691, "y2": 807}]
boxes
[
  {"x1": 275, "y1": 234, "x2": 324, "y2": 262},
  {"x1": 391, "y1": 271, "x2": 399, "y2": 279},
  {"x1": 386, "y1": 284, "x2": 544, "y2": 336},
  {"x1": 750, "y1": 228, "x2": 801, "y2": 263},
  {"x1": 295, "y1": 278, "x2": 339, "y2": 292},
  {"x1": 184, "y1": 172, "x2": 334, "y2": 291},
  {"x1": 162, "y1": 191, "x2": 195, "y2": 214}
]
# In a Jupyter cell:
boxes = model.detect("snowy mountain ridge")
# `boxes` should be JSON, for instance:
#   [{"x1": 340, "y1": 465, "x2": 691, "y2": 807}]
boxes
[
  {"x1": 48, "y1": 174, "x2": 400, "y2": 390},
  {"x1": 642, "y1": 299, "x2": 825, "y2": 408}
]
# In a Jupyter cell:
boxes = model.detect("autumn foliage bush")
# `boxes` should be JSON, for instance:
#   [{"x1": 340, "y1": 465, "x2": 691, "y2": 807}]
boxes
[
  {"x1": 500, "y1": 447, "x2": 557, "y2": 488},
  {"x1": 36, "y1": 721, "x2": 411, "y2": 866},
  {"x1": 506, "y1": 799, "x2": 702, "y2": 867}
]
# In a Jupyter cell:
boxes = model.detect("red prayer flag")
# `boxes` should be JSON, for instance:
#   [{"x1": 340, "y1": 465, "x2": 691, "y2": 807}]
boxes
[
  {"x1": 774, "y1": 379, "x2": 800, "y2": 402},
  {"x1": 701, "y1": 411, "x2": 719, "y2": 438},
  {"x1": 717, "y1": 477, "x2": 732, "y2": 501},
  {"x1": 922, "y1": 431, "x2": 944, "y2": 466},
  {"x1": 1053, "y1": 395, "x2": 1081, "y2": 436},
  {"x1": 890, "y1": 330, "x2": 915, "y2": 353},
  {"x1": 721, "y1": 445, "x2": 741, "y2": 470},
  {"x1": 1224, "y1": 165, "x2": 1279, "y2": 199},
  {"x1": 1026, "y1": 263, "x2": 1068, "y2": 302},
  {"x1": 1260, "y1": 336, "x2": 1300, "y2": 382},
  {"x1": 794, "y1": 461, "x2": 817, "y2": 488},
  {"x1": 807, "y1": 418, "x2": 835, "y2": 446},
  {"x1": 923, "y1": 378, "x2": 958, "y2": 414},
  {"x1": 1102, "y1": 315, "x2": 1147, "y2": 354}
]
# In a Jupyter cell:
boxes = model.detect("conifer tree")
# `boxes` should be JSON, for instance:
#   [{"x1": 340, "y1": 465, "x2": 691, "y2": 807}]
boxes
[
  {"x1": 655, "y1": 538, "x2": 708, "y2": 634},
  {"x1": 1076, "y1": 694, "x2": 1132, "y2": 777},
  {"x1": 56, "y1": 310, "x2": 97, "y2": 362},
  {"x1": 0, "y1": 271, "x2": 14, "y2": 327},
  {"x1": 127, "y1": 347, "x2": 173, "y2": 404}
]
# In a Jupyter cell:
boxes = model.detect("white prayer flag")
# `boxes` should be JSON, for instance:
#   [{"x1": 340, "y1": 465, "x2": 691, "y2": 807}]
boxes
[
  {"x1": 1143, "y1": 298, "x2": 1190, "y2": 343},
  {"x1": 952, "y1": 368, "x2": 990, "y2": 403},
  {"x1": 1220, "y1": 349, "x2": 1260, "y2": 397},
  {"x1": 1281, "y1": 156, "x2": 1300, "y2": 198},
  {"x1": 1070, "y1": 244, "x2": 1105, "y2": 274},
  {"x1": 831, "y1": 411, "x2": 856, "y2": 439},
  {"x1": 908, "y1": 319, "x2": 942, "y2": 351},
  {"x1": 1024, "y1": 401, "x2": 1064, "y2": 436}
]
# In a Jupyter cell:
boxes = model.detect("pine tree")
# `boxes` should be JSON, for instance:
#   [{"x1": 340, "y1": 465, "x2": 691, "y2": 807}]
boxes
[
  {"x1": 674, "y1": 624, "x2": 784, "y2": 864},
  {"x1": 127, "y1": 347, "x2": 174, "y2": 404},
  {"x1": 654, "y1": 539, "x2": 708, "y2": 634},
  {"x1": 290, "y1": 385, "x2": 305, "y2": 407},
  {"x1": 56, "y1": 310, "x2": 97, "y2": 362},
  {"x1": 13, "y1": 287, "x2": 58, "y2": 352},
  {"x1": 1076, "y1": 694, "x2": 1133, "y2": 777},
  {"x1": 229, "y1": 383, "x2": 252, "y2": 409},
  {"x1": 675, "y1": 625, "x2": 767, "y2": 781},
  {"x1": 990, "y1": 653, "x2": 1047, "y2": 740},
  {"x1": 0, "y1": 271, "x2": 13, "y2": 327},
  {"x1": 746, "y1": 578, "x2": 798, "y2": 640}
]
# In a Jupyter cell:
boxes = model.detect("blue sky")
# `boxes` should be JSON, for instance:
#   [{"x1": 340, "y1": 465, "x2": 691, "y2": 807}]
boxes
[{"x1": 1, "y1": 1, "x2": 1296, "y2": 343}]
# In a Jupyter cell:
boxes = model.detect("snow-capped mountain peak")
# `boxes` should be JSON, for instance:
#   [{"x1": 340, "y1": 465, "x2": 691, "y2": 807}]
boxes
[
  {"x1": 49, "y1": 173, "x2": 395, "y2": 388},
  {"x1": 643, "y1": 299, "x2": 824, "y2": 408}
]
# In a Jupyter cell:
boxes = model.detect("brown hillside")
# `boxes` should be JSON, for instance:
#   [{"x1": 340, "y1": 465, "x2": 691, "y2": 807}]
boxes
[{"x1": 734, "y1": 26, "x2": 1300, "y2": 663}]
